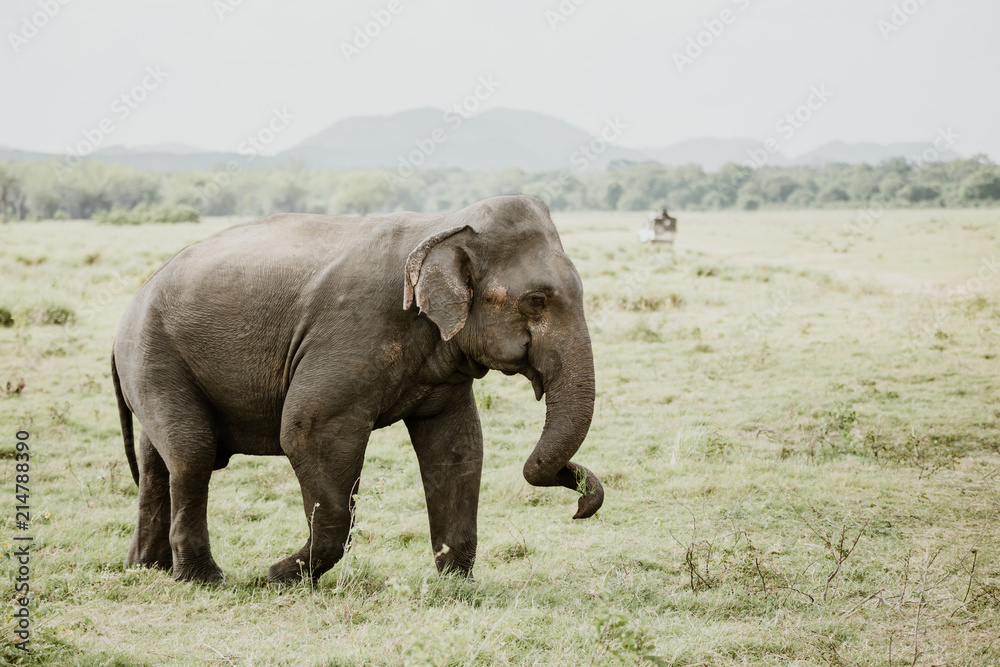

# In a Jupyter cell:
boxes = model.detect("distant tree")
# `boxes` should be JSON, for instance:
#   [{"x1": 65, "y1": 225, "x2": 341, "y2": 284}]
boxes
[
  {"x1": 760, "y1": 173, "x2": 799, "y2": 203},
  {"x1": 2, "y1": 153, "x2": 998, "y2": 221},
  {"x1": 486, "y1": 168, "x2": 527, "y2": 198},
  {"x1": 605, "y1": 182, "x2": 623, "y2": 209},
  {"x1": 846, "y1": 163, "x2": 880, "y2": 202},
  {"x1": 960, "y1": 168, "x2": 1000, "y2": 202},
  {"x1": 332, "y1": 170, "x2": 392, "y2": 215},
  {"x1": 880, "y1": 156, "x2": 913, "y2": 177},
  {"x1": 0, "y1": 165, "x2": 21, "y2": 222},
  {"x1": 736, "y1": 180, "x2": 765, "y2": 210},
  {"x1": 877, "y1": 173, "x2": 906, "y2": 201},
  {"x1": 269, "y1": 163, "x2": 311, "y2": 213},
  {"x1": 787, "y1": 188, "x2": 816, "y2": 207},
  {"x1": 711, "y1": 163, "x2": 752, "y2": 206},
  {"x1": 615, "y1": 162, "x2": 670, "y2": 210},
  {"x1": 818, "y1": 186, "x2": 850, "y2": 203},
  {"x1": 899, "y1": 184, "x2": 940, "y2": 204}
]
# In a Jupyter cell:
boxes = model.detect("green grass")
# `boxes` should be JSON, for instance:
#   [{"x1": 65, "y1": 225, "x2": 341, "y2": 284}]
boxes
[{"x1": 1, "y1": 208, "x2": 1000, "y2": 665}]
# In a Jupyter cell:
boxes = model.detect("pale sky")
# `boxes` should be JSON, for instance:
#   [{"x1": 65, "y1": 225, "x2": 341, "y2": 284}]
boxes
[{"x1": 2, "y1": 0, "x2": 996, "y2": 160}]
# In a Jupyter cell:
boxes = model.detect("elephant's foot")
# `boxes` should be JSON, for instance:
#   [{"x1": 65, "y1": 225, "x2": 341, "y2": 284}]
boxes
[
  {"x1": 267, "y1": 554, "x2": 321, "y2": 584},
  {"x1": 173, "y1": 556, "x2": 225, "y2": 583},
  {"x1": 267, "y1": 549, "x2": 339, "y2": 584},
  {"x1": 435, "y1": 549, "x2": 476, "y2": 578},
  {"x1": 431, "y1": 536, "x2": 477, "y2": 578},
  {"x1": 127, "y1": 542, "x2": 173, "y2": 572}
]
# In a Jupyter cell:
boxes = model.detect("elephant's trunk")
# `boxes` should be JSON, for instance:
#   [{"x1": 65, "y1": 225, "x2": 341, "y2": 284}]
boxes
[{"x1": 522, "y1": 327, "x2": 604, "y2": 519}]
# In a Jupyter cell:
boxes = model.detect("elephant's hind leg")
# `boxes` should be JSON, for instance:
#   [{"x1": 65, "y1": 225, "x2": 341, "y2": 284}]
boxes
[
  {"x1": 148, "y1": 404, "x2": 225, "y2": 584},
  {"x1": 167, "y1": 459, "x2": 224, "y2": 583},
  {"x1": 127, "y1": 432, "x2": 172, "y2": 570}
]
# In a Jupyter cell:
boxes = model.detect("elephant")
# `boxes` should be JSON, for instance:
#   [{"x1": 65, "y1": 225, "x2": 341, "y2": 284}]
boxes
[{"x1": 111, "y1": 194, "x2": 604, "y2": 584}]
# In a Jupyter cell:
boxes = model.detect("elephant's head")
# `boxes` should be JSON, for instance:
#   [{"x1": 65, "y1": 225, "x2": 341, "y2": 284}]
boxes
[{"x1": 403, "y1": 195, "x2": 604, "y2": 519}]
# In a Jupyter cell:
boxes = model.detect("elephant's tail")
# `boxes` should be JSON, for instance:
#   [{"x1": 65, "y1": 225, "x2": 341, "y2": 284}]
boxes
[{"x1": 111, "y1": 349, "x2": 139, "y2": 486}]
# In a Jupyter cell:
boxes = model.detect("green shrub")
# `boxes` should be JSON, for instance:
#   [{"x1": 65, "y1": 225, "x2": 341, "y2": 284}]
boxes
[
  {"x1": 960, "y1": 169, "x2": 1000, "y2": 201},
  {"x1": 96, "y1": 203, "x2": 200, "y2": 225},
  {"x1": 36, "y1": 305, "x2": 75, "y2": 326},
  {"x1": 0, "y1": 307, "x2": 13, "y2": 327}
]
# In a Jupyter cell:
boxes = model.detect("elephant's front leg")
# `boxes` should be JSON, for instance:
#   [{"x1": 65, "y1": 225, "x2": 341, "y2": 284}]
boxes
[
  {"x1": 268, "y1": 409, "x2": 372, "y2": 584},
  {"x1": 405, "y1": 382, "x2": 483, "y2": 576}
]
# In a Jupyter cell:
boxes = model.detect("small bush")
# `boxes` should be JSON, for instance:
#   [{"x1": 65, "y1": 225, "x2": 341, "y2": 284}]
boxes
[
  {"x1": 96, "y1": 204, "x2": 200, "y2": 225},
  {"x1": 622, "y1": 293, "x2": 684, "y2": 312},
  {"x1": 4, "y1": 378, "x2": 25, "y2": 396},
  {"x1": 818, "y1": 403, "x2": 858, "y2": 441},
  {"x1": 0, "y1": 307, "x2": 13, "y2": 327},
  {"x1": 35, "y1": 305, "x2": 75, "y2": 326},
  {"x1": 490, "y1": 541, "x2": 533, "y2": 563},
  {"x1": 702, "y1": 429, "x2": 735, "y2": 458},
  {"x1": 863, "y1": 429, "x2": 961, "y2": 477},
  {"x1": 696, "y1": 265, "x2": 719, "y2": 277},
  {"x1": 626, "y1": 322, "x2": 662, "y2": 343}
]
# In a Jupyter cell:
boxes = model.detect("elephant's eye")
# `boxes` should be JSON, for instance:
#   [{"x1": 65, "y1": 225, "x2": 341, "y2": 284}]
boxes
[{"x1": 520, "y1": 292, "x2": 547, "y2": 317}]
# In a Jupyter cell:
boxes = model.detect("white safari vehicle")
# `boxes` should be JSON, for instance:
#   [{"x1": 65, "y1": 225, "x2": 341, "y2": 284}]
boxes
[{"x1": 638, "y1": 208, "x2": 677, "y2": 244}]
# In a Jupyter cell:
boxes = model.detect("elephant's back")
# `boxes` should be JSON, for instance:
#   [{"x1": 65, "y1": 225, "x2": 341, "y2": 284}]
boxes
[
  {"x1": 113, "y1": 211, "x2": 442, "y2": 440},
  {"x1": 164, "y1": 211, "x2": 441, "y2": 283}
]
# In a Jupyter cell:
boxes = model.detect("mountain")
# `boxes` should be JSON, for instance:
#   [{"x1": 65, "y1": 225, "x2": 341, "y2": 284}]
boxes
[
  {"x1": 642, "y1": 137, "x2": 790, "y2": 171},
  {"x1": 0, "y1": 144, "x2": 245, "y2": 171},
  {"x1": 789, "y1": 140, "x2": 962, "y2": 167},
  {"x1": 97, "y1": 143, "x2": 209, "y2": 156},
  {"x1": 84, "y1": 149, "x2": 247, "y2": 172},
  {"x1": 0, "y1": 146, "x2": 51, "y2": 162},
  {"x1": 0, "y1": 109, "x2": 968, "y2": 172},
  {"x1": 278, "y1": 107, "x2": 649, "y2": 172}
]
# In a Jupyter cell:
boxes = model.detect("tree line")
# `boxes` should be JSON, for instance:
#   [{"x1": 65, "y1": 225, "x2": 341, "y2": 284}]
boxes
[{"x1": 1, "y1": 154, "x2": 998, "y2": 222}]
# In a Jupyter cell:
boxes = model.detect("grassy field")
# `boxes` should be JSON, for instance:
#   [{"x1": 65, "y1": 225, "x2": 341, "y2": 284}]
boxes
[{"x1": 1, "y1": 207, "x2": 999, "y2": 665}]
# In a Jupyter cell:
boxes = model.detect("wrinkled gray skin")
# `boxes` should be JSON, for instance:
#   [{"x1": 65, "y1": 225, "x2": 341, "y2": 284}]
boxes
[{"x1": 112, "y1": 194, "x2": 603, "y2": 584}]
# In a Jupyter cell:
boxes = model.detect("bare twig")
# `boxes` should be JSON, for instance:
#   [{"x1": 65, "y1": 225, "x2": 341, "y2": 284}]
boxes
[
  {"x1": 788, "y1": 498, "x2": 871, "y2": 601},
  {"x1": 910, "y1": 548, "x2": 938, "y2": 667},
  {"x1": 308, "y1": 501, "x2": 320, "y2": 586},
  {"x1": 963, "y1": 549, "x2": 978, "y2": 605},
  {"x1": 203, "y1": 643, "x2": 237, "y2": 667},
  {"x1": 842, "y1": 589, "x2": 887, "y2": 618}
]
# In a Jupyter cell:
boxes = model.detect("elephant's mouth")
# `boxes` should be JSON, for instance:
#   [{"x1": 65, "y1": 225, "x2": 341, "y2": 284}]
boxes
[
  {"x1": 522, "y1": 367, "x2": 545, "y2": 401},
  {"x1": 461, "y1": 356, "x2": 490, "y2": 379},
  {"x1": 499, "y1": 365, "x2": 545, "y2": 400}
]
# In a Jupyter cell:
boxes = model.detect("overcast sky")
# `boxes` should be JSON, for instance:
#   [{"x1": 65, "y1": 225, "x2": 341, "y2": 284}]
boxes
[{"x1": 2, "y1": 0, "x2": 996, "y2": 159}]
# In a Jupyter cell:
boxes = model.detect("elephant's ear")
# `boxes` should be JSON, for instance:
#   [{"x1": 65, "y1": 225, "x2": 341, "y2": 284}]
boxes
[{"x1": 404, "y1": 225, "x2": 474, "y2": 341}]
